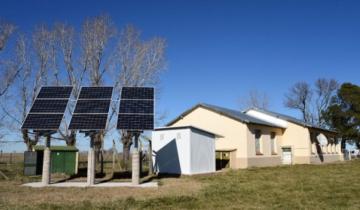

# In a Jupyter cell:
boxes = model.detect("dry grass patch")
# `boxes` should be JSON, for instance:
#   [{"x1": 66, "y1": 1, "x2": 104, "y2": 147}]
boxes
[{"x1": 1, "y1": 160, "x2": 360, "y2": 209}]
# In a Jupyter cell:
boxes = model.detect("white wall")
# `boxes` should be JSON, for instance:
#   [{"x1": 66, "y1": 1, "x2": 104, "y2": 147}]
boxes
[
  {"x1": 152, "y1": 128, "x2": 216, "y2": 175},
  {"x1": 190, "y1": 129, "x2": 216, "y2": 174},
  {"x1": 152, "y1": 129, "x2": 191, "y2": 174}
]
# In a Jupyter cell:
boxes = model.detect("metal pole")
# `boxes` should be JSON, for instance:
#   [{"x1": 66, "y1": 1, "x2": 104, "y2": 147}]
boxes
[
  {"x1": 87, "y1": 135, "x2": 96, "y2": 186},
  {"x1": 112, "y1": 139, "x2": 116, "y2": 171},
  {"x1": 42, "y1": 134, "x2": 51, "y2": 186},
  {"x1": 148, "y1": 140, "x2": 153, "y2": 175},
  {"x1": 132, "y1": 132, "x2": 140, "y2": 185}
]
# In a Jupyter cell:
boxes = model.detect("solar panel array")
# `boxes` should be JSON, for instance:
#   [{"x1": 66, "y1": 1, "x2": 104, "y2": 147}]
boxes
[
  {"x1": 117, "y1": 87, "x2": 154, "y2": 130},
  {"x1": 21, "y1": 86, "x2": 73, "y2": 130},
  {"x1": 69, "y1": 87, "x2": 113, "y2": 130},
  {"x1": 21, "y1": 86, "x2": 155, "y2": 131}
]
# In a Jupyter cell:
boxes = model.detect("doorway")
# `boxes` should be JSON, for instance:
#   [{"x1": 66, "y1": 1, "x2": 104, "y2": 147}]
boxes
[{"x1": 281, "y1": 147, "x2": 292, "y2": 165}]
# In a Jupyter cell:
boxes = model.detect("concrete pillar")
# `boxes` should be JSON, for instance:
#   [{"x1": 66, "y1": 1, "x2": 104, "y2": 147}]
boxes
[
  {"x1": 132, "y1": 150, "x2": 140, "y2": 185},
  {"x1": 311, "y1": 143, "x2": 316, "y2": 154},
  {"x1": 42, "y1": 135, "x2": 51, "y2": 186},
  {"x1": 87, "y1": 137, "x2": 95, "y2": 186},
  {"x1": 132, "y1": 133, "x2": 140, "y2": 185}
]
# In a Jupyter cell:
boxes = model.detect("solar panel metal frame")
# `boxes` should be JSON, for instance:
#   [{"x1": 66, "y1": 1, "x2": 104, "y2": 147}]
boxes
[
  {"x1": 68, "y1": 86, "x2": 113, "y2": 130},
  {"x1": 21, "y1": 86, "x2": 73, "y2": 130},
  {"x1": 117, "y1": 87, "x2": 155, "y2": 131}
]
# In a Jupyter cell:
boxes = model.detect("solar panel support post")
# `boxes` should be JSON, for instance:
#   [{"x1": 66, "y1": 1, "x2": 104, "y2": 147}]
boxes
[
  {"x1": 41, "y1": 134, "x2": 51, "y2": 186},
  {"x1": 132, "y1": 131, "x2": 141, "y2": 185},
  {"x1": 87, "y1": 133, "x2": 96, "y2": 186}
]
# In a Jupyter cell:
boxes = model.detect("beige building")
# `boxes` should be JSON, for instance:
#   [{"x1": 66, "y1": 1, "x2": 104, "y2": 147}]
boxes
[{"x1": 167, "y1": 103, "x2": 343, "y2": 169}]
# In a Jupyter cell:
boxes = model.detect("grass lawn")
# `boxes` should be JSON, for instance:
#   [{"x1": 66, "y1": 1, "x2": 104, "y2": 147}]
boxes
[{"x1": 0, "y1": 160, "x2": 360, "y2": 209}]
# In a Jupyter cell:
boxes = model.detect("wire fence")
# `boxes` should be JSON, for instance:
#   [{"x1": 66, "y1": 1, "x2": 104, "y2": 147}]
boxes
[{"x1": 0, "y1": 151, "x2": 23, "y2": 164}]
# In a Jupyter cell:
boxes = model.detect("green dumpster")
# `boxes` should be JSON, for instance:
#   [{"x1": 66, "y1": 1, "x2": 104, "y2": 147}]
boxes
[{"x1": 34, "y1": 146, "x2": 79, "y2": 175}]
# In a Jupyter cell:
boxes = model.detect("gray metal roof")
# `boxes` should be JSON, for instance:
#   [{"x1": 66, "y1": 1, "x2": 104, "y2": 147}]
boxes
[
  {"x1": 167, "y1": 103, "x2": 282, "y2": 128},
  {"x1": 244, "y1": 107, "x2": 336, "y2": 133}
]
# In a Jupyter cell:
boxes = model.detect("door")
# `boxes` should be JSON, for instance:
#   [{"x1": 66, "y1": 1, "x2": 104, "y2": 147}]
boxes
[
  {"x1": 51, "y1": 151, "x2": 65, "y2": 173},
  {"x1": 216, "y1": 151, "x2": 230, "y2": 170},
  {"x1": 282, "y1": 147, "x2": 292, "y2": 165}
]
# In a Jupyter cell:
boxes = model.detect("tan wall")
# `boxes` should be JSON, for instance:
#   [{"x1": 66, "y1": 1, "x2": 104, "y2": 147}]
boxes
[
  {"x1": 281, "y1": 122, "x2": 311, "y2": 163},
  {"x1": 170, "y1": 107, "x2": 248, "y2": 160},
  {"x1": 234, "y1": 156, "x2": 282, "y2": 168},
  {"x1": 310, "y1": 154, "x2": 343, "y2": 164},
  {"x1": 246, "y1": 124, "x2": 283, "y2": 157}
]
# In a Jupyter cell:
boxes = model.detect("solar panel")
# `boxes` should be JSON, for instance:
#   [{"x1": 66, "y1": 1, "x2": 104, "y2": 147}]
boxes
[
  {"x1": 117, "y1": 87, "x2": 154, "y2": 130},
  {"x1": 22, "y1": 114, "x2": 64, "y2": 130},
  {"x1": 121, "y1": 87, "x2": 154, "y2": 99},
  {"x1": 21, "y1": 86, "x2": 73, "y2": 130},
  {"x1": 29, "y1": 99, "x2": 69, "y2": 113},
  {"x1": 68, "y1": 86, "x2": 112, "y2": 130},
  {"x1": 37, "y1": 86, "x2": 73, "y2": 99},
  {"x1": 117, "y1": 114, "x2": 154, "y2": 130},
  {"x1": 73, "y1": 100, "x2": 111, "y2": 114},
  {"x1": 78, "y1": 87, "x2": 113, "y2": 99},
  {"x1": 69, "y1": 114, "x2": 108, "y2": 130},
  {"x1": 119, "y1": 100, "x2": 153, "y2": 114}
]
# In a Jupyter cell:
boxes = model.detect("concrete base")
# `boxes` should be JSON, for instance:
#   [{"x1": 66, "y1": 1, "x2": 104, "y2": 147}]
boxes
[{"x1": 22, "y1": 181, "x2": 158, "y2": 188}]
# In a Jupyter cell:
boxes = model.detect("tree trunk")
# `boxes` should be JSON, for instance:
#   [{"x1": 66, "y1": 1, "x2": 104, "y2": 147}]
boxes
[
  {"x1": 65, "y1": 131, "x2": 76, "y2": 146},
  {"x1": 121, "y1": 131, "x2": 133, "y2": 171},
  {"x1": 22, "y1": 129, "x2": 39, "y2": 151},
  {"x1": 94, "y1": 132, "x2": 104, "y2": 174},
  {"x1": 341, "y1": 139, "x2": 346, "y2": 151},
  {"x1": 122, "y1": 140, "x2": 132, "y2": 171}
]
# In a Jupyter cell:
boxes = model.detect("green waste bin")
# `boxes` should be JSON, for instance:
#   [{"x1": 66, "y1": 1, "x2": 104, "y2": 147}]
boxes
[{"x1": 34, "y1": 146, "x2": 79, "y2": 175}]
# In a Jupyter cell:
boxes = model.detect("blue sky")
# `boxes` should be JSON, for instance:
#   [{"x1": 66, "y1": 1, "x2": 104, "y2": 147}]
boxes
[{"x1": 1, "y1": 0, "x2": 360, "y2": 152}]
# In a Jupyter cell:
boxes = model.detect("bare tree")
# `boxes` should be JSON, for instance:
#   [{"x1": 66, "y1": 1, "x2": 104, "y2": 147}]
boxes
[
  {"x1": 80, "y1": 15, "x2": 116, "y2": 170},
  {"x1": 0, "y1": 20, "x2": 17, "y2": 96},
  {"x1": 16, "y1": 26, "x2": 55, "y2": 150},
  {"x1": 284, "y1": 82, "x2": 313, "y2": 123},
  {"x1": 81, "y1": 15, "x2": 115, "y2": 86},
  {"x1": 240, "y1": 89, "x2": 270, "y2": 110},
  {"x1": 0, "y1": 20, "x2": 15, "y2": 51},
  {"x1": 284, "y1": 79, "x2": 338, "y2": 126},
  {"x1": 314, "y1": 78, "x2": 339, "y2": 127},
  {"x1": 114, "y1": 25, "x2": 166, "y2": 169},
  {"x1": 54, "y1": 23, "x2": 79, "y2": 146}
]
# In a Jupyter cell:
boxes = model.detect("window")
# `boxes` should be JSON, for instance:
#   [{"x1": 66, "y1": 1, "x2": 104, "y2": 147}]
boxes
[
  {"x1": 271, "y1": 132, "x2": 277, "y2": 155},
  {"x1": 255, "y1": 129, "x2": 262, "y2": 155}
]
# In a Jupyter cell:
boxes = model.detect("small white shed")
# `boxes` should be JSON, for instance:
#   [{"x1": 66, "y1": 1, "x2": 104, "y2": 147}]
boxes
[{"x1": 152, "y1": 126, "x2": 216, "y2": 175}]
